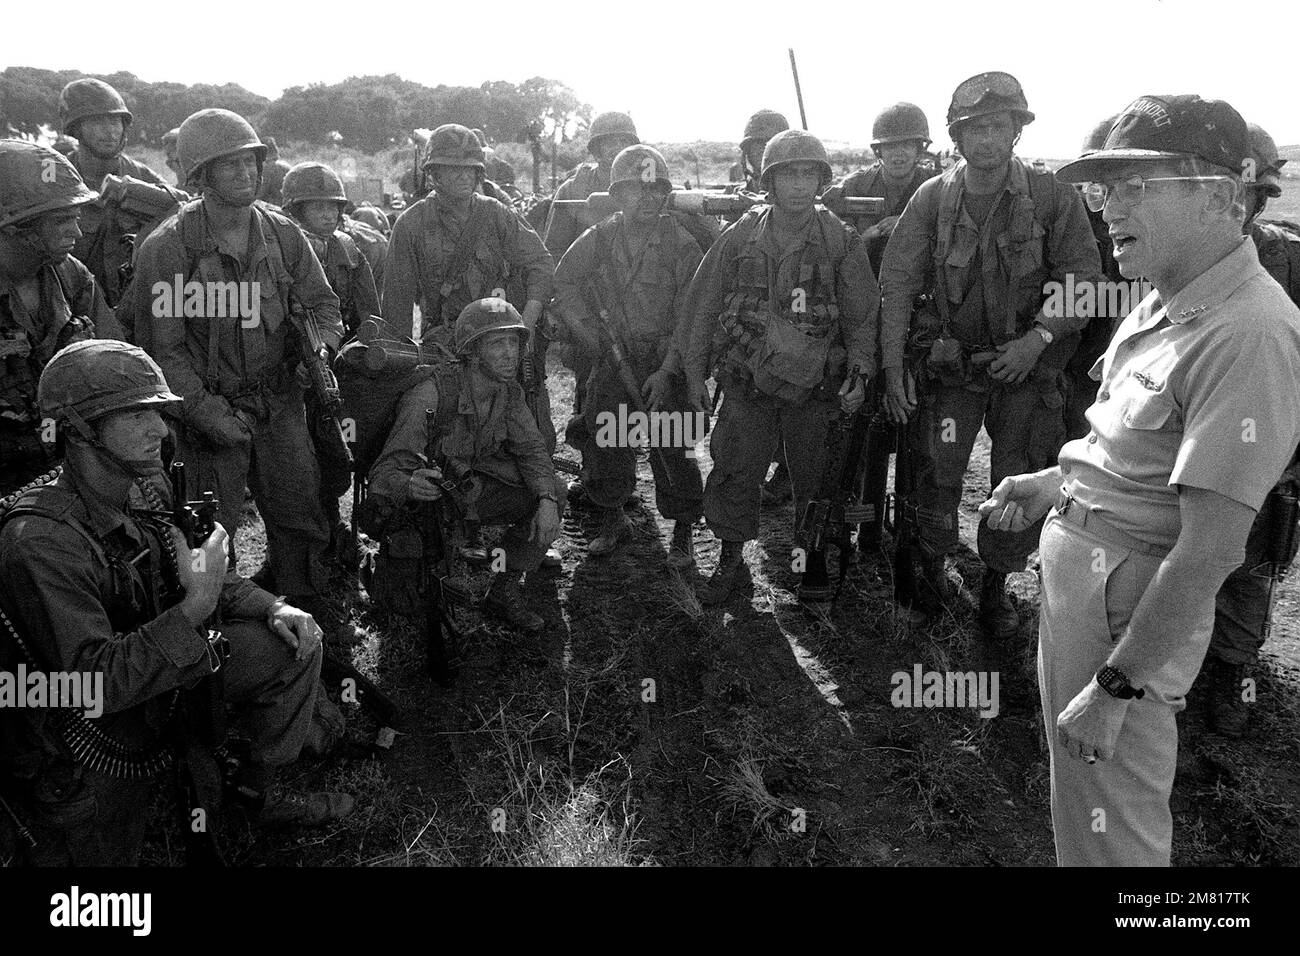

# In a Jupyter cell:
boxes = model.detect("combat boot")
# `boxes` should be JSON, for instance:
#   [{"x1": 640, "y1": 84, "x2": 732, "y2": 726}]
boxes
[
  {"x1": 914, "y1": 553, "x2": 953, "y2": 622},
  {"x1": 797, "y1": 548, "x2": 833, "y2": 605},
  {"x1": 589, "y1": 508, "x2": 632, "y2": 557},
  {"x1": 702, "y1": 540, "x2": 750, "y2": 606},
  {"x1": 245, "y1": 784, "x2": 355, "y2": 828},
  {"x1": 978, "y1": 570, "x2": 1020, "y2": 640},
  {"x1": 1206, "y1": 658, "x2": 1250, "y2": 738},
  {"x1": 666, "y1": 520, "x2": 697, "y2": 569},
  {"x1": 482, "y1": 574, "x2": 545, "y2": 633}
]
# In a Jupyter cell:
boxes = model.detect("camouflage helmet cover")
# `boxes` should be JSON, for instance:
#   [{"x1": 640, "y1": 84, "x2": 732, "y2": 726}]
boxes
[
  {"x1": 351, "y1": 204, "x2": 390, "y2": 234},
  {"x1": 760, "y1": 129, "x2": 833, "y2": 191},
  {"x1": 0, "y1": 140, "x2": 97, "y2": 230},
  {"x1": 281, "y1": 161, "x2": 348, "y2": 208},
  {"x1": 422, "y1": 124, "x2": 485, "y2": 170},
  {"x1": 38, "y1": 339, "x2": 181, "y2": 432},
  {"x1": 1247, "y1": 122, "x2": 1285, "y2": 198},
  {"x1": 59, "y1": 78, "x2": 132, "y2": 136},
  {"x1": 176, "y1": 108, "x2": 267, "y2": 183},
  {"x1": 946, "y1": 71, "x2": 1035, "y2": 134},
  {"x1": 609, "y1": 144, "x2": 672, "y2": 193},
  {"x1": 454, "y1": 298, "x2": 527, "y2": 356},
  {"x1": 741, "y1": 109, "x2": 790, "y2": 149},
  {"x1": 587, "y1": 112, "x2": 639, "y2": 153},
  {"x1": 872, "y1": 103, "x2": 931, "y2": 147}
]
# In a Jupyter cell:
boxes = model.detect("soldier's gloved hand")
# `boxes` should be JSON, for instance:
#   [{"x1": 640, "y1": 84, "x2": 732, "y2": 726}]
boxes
[
  {"x1": 838, "y1": 374, "x2": 866, "y2": 414},
  {"x1": 685, "y1": 372, "x2": 711, "y2": 415},
  {"x1": 642, "y1": 369, "x2": 673, "y2": 412},
  {"x1": 266, "y1": 599, "x2": 323, "y2": 661},
  {"x1": 408, "y1": 467, "x2": 445, "y2": 503},
  {"x1": 172, "y1": 522, "x2": 230, "y2": 628},
  {"x1": 865, "y1": 215, "x2": 900, "y2": 241},
  {"x1": 882, "y1": 367, "x2": 916, "y2": 425},
  {"x1": 978, "y1": 469, "x2": 1059, "y2": 533},
  {"x1": 530, "y1": 497, "x2": 561, "y2": 547},
  {"x1": 988, "y1": 332, "x2": 1044, "y2": 385}
]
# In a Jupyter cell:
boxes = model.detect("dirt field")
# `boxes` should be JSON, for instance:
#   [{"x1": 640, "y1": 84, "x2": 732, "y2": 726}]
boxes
[{"x1": 158, "y1": 350, "x2": 1300, "y2": 869}]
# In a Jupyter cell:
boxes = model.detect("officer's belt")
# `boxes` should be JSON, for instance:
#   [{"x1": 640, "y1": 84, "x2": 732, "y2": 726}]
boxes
[{"x1": 1053, "y1": 487, "x2": 1170, "y2": 558}]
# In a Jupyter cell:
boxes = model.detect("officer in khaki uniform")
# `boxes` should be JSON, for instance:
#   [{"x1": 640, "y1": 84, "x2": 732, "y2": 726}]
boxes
[
  {"x1": 57, "y1": 78, "x2": 168, "y2": 306},
  {"x1": 1198, "y1": 121, "x2": 1300, "y2": 735},
  {"x1": 0, "y1": 340, "x2": 352, "y2": 865},
  {"x1": 1, "y1": 141, "x2": 123, "y2": 496},
  {"x1": 362, "y1": 300, "x2": 564, "y2": 633},
  {"x1": 982, "y1": 95, "x2": 1300, "y2": 866},
  {"x1": 683, "y1": 129, "x2": 875, "y2": 605},
  {"x1": 552, "y1": 145, "x2": 705, "y2": 566},
  {"x1": 123, "y1": 109, "x2": 346, "y2": 631},
  {"x1": 879, "y1": 72, "x2": 1102, "y2": 635}
]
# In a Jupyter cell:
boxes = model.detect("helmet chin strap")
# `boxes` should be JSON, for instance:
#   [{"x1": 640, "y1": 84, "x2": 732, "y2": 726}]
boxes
[{"x1": 65, "y1": 410, "x2": 162, "y2": 479}]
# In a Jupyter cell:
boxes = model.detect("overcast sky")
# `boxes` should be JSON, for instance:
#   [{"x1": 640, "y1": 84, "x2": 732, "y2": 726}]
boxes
[{"x1": 7, "y1": 0, "x2": 1297, "y2": 156}]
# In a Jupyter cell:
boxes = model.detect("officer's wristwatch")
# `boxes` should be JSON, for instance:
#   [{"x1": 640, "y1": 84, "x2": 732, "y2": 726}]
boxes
[
  {"x1": 1032, "y1": 324, "x2": 1054, "y2": 346},
  {"x1": 1096, "y1": 664, "x2": 1144, "y2": 700}
]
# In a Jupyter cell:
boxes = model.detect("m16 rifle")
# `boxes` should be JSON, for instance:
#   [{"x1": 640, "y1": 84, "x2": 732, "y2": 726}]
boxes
[
  {"x1": 552, "y1": 191, "x2": 884, "y2": 228},
  {"x1": 798, "y1": 366, "x2": 872, "y2": 600},
  {"x1": 166, "y1": 461, "x2": 230, "y2": 867},
  {"x1": 290, "y1": 297, "x2": 354, "y2": 474},
  {"x1": 1256, "y1": 473, "x2": 1300, "y2": 642},
  {"x1": 883, "y1": 370, "x2": 921, "y2": 613}
]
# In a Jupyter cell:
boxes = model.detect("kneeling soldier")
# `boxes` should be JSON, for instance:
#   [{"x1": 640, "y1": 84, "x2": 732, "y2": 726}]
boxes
[
  {"x1": 362, "y1": 299, "x2": 564, "y2": 633},
  {"x1": 0, "y1": 340, "x2": 352, "y2": 866}
]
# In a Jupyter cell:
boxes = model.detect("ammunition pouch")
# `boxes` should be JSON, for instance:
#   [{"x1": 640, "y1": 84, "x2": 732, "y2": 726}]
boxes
[
  {"x1": 748, "y1": 311, "x2": 837, "y2": 404},
  {"x1": 1261, "y1": 482, "x2": 1300, "y2": 571},
  {"x1": 371, "y1": 525, "x2": 425, "y2": 618}
]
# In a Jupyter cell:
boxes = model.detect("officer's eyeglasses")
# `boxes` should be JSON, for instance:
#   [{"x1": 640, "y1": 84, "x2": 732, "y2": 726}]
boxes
[
  {"x1": 1082, "y1": 175, "x2": 1232, "y2": 213},
  {"x1": 951, "y1": 72, "x2": 1025, "y2": 109}
]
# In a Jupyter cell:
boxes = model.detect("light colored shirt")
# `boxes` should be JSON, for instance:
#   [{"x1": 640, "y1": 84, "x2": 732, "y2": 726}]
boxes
[{"x1": 1059, "y1": 236, "x2": 1300, "y2": 550}]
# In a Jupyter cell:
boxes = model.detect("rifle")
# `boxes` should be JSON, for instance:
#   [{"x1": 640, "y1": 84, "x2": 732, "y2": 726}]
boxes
[
  {"x1": 884, "y1": 370, "x2": 921, "y2": 611},
  {"x1": 553, "y1": 190, "x2": 883, "y2": 227},
  {"x1": 291, "y1": 297, "x2": 354, "y2": 473},
  {"x1": 167, "y1": 461, "x2": 230, "y2": 867},
  {"x1": 798, "y1": 366, "x2": 872, "y2": 600},
  {"x1": 319, "y1": 654, "x2": 400, "y2": 749},
  {"x1": 421, "y1": 408, "x2": 467, "y2": 687}
]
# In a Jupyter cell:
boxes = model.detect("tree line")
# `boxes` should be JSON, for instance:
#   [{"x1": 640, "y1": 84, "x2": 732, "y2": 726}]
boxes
[{"x1": 1, "y1": 68, "x2": 591, "y2": 153}]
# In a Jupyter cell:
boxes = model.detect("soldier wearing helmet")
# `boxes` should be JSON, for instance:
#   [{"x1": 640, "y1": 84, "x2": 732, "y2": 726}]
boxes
[
  {"x1": 1196, "y1": 121, "x2": 1300, "y2": 739},
  {"x1": 383, "y1": 123, "x2": 553, "y2": 354},
  {"x1": 878, "y1": 71, "x2": 1102, "y2": 637},
  {"x1": 681, "y1": 129, "x2": 877, "y2": 605},
  {"x1": 819, "y1": 103, "x2": 940, "y2": 557},
  {"x1": 1, "y1": 140, "x2": 124, "y2": 493},
  {"x1": 121, "y1": 108, "x2": 351, "y2": 638},
  {"x1": 736, "y1": 109, "x2": 790, "y2": 195},
  {"x1": 551, "y1": 145, "x2": 705, "y2": 565},
  {"x1": 362, "y1": 299, "x2": 564, "y2": 632},
  {"x1": 541, "y1": 111, "x2": 641, "y2": 259},
  {"x1": 351, "y1": 202, "x2": 391, "y2": 238},
  {"x1": 281, "y1": 161, "x2": 382, "y2": 565},
  {"x1": 58, "y1": 78, "x2": 168, "y2": 305},
  {"x1": 0, "y1": 339, "x2": 354, "y2": 863}
]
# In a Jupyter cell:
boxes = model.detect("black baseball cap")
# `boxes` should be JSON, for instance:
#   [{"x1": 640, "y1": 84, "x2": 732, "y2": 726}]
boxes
[{"x1": 1057, "y1": 94, "x2": 1249, "y2": 183}]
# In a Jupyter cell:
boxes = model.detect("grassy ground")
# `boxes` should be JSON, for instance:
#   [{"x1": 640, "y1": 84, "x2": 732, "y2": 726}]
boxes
[{"x1": 139, "y1": 350, "x2": 1299, "y2": 868}]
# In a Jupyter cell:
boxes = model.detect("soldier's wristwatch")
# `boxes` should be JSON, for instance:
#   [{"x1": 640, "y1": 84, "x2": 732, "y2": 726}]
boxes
[
  {"x1": 1096, "y1": 664, "x2": 1144, "y2": 700},
  {"x1": 1032, "y1": 324, "x2": 1054, "y2": 346}
]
